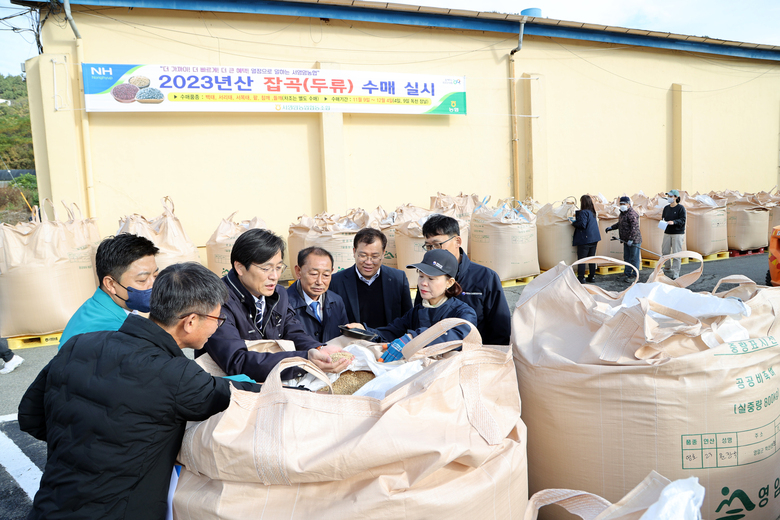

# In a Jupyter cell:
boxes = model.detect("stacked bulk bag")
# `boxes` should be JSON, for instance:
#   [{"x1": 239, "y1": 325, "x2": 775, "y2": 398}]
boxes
[
  {"x1": 469, "y1": 202, "x2": 539, "y2": 281},
  {"x1": 512, "y1": 253, "x2": 780, "y2": 520},
  {"x1": 681, "y1": 193, "x2": 726, "y2": 256},
  {"x1": 367, "y1": 206, "x2": 399, "y2": 268},
  {"x1": 175, "y1": 320, "x2": 528, "y2": 519},
  {"x1": 726, "y1": 193, "x2": 770, "y2": 251},
  {"x1": 206, "y1": 212, "x2": 267, "y2": 277},
  {"x1": 395, "y1": 207, "x2": 469, "y2": 288},
  {"x1": 593, "y1": 198, "x2": 623, "y2": 262},
  {"x1": 535, "y1": 198, "x2": 578, "y2": 270},
  {"x1": 117, "y1": 196, "x2": 200, "y2": 270},
  {"x1": 62, "y1": 201, "x2": 101, "y2": 286},
  {"x1": 429, "y1": 191, "x2": 480, "y2": 223},
  {"x1": 301, "y1": 209, "x2": 369, "y2": 274},
  {"x1": 756, "y1": 187, "x2": 780, "y2": 234},
  {"x1": 636, "y1": 194, "x2": 671, "y2": 260},
  {"x1": 0, "y1": 201, "x2": 97, "y2": 337},
  {"x1": 287, "y1": 214, "x2": 316, "y2": 279}
]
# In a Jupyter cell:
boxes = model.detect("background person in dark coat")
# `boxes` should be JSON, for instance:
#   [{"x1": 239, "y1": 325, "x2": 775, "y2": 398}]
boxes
[
  {"x1": 287, "y1": 246, "x2": 348, "y2": 344},
  {"x1": 417, "y1": 214, "x2": 511, "y2": 345},
  {"x1": 18, "y1": 262, "x2": 260, "y2": 520},
  {"x1": 329, "y1": 228, "x2": 413, "y2": 328},
  {"x1": 200, "y1": 229, "x2": 349, "y2": 382},
  {"x1": 605, "y1": 196, "x2": 642, "y2": 282},
  {"x1": 571, "y1": 194, "x2": 602, "y2": 283},
  {"x1": 661, "y1": 189, "x2": 687, "y2": 279}
]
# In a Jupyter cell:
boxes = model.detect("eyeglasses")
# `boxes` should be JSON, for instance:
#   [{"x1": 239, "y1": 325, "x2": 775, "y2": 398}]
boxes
[
  {"x1": 423, "y1": 236, "x2": 457, "y2": 251},
  {"x1": 179, "y1": 313, "x2": 227, "y2": 327},
  {"x1": 356, "y1": 253, "x2": 382, "y2": 262},
  {"x1": 253, "y1": 263, "x2": 287, "y2": 275}
]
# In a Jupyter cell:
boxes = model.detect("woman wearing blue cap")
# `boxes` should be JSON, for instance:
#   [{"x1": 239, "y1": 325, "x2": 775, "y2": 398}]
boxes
[
  {"x1": 661, "y1": 189, "x2": 686, "y2": 279},
  {"x1": 347, "y1": 249, "x2": 477, "y2": 362}
]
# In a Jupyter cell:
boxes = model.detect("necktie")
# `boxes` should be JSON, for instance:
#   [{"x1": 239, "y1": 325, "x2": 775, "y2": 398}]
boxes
[
  {"x1": 255, "y1": 298, "x2": 265, "y2": 327},
  {"x1": 309, "y1": 301, "x2": 322, "y2": 322}
]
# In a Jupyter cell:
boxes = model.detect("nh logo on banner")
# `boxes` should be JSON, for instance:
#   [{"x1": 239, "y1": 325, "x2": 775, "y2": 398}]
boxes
[{"x1": 91, "y1": 67, "x2": 113, "y2": 76}]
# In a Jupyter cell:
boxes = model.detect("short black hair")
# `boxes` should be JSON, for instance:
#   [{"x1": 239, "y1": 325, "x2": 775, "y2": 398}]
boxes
[
  {"x1": 231, "y1": 228, "x2": 286, "y2": 269},
  {"x1": 96, "y1": 234, "x2": 159, "y2": 287},
  {"x1": 354, "y1": 228, "x2": 387, "y2": 250},
  {"x1": 422, "y1": 214, "x2": 460, "y2": 238},
  {"x1": 298, "y1": 246, "x2": 334, "y2": 268},
  {"x1": 150, "y1": 262, "x2": 229, "y2": 327}
]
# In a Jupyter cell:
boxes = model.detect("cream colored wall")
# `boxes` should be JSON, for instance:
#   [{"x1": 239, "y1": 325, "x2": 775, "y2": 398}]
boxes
[{"x1": 27, "y1": 5, "x2": 780, "y2": 255}]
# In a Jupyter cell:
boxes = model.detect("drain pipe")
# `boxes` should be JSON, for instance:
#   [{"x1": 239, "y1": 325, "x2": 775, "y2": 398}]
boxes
[
  {"x1": 63, "y1": 0, "x2": 96, "y2": 217},
  {"x1": 509, "y1": 16, "x2": 527, "y2": 201}
]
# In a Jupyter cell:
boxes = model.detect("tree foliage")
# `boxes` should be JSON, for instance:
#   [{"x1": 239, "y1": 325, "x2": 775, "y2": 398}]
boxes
[{"x1": 0, "y1": 75, "x2": 33, "y2": 170}]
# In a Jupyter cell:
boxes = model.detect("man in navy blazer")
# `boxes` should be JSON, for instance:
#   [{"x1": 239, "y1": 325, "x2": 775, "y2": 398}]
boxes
[
  {"x1": 330, "y1": 228, "x2": 413, "y2": 329},
  {"x1": 287, "y1": 247, "x2": 348, "y2": 343}
]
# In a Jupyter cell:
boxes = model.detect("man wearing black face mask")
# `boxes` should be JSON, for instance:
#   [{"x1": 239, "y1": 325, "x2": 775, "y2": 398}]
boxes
[{"x1": 59, "y1": 234, "x2": 160, "y2": 348}]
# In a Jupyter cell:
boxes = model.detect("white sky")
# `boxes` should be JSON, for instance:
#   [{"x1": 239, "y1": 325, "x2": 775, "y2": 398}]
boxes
[{"x1": 1, "y1": 0, "x2": 779, "y2": 76}]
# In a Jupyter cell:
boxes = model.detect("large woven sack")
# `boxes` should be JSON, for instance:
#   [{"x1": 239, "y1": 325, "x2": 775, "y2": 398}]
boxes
[
  {"x1": 429, "y1": 191, "x2": 481, "y2": 222},
  {"x1": 205, "y1": 212, "x2": 267, "y2": 277},
  {"x1": 61, "y1": 201, "x2": 101, "y2": 286},
  {"x1": 469, "y1": 202, "x2": 539, "y2": 281},
  {"x1": 396, "y1": 211, "x2": 469, "y2": 287},
  {"x1": 306, "y1": 209, "x2": 368, "y2": 273},
  {"x1": 635, "y1": 198, "x2": 667, "y2": 259},
  {"x1": 287, "y1": 214, "x2": 316, "y2": 280},
  {"x1": 367, "y1": 206, "x2": 399, "y2": 268},
  {"x1": 727, "y1": 194, "x2": 770, "y2": 251},
  {"x1": 512, "y1": 252, "x2": 780, "y2": 520},
  {"x1": 756, "y1": 187, "x2": 780, "y2": 234},
  {"x1": 535, "y1": 198, "x2": 578, "y2": 270},
  {"x1": 117, "y1": 196, "x2": 200, "y2": 270},
  {"x1": 175, "y1": 319, "x2": 528, "y2": 519},
  {"x1": 0, "y1": 200, "x2": 96, "y2": 337},
  {"x1": 678, "y1": 193, "x2": 724, "y2": 256}
]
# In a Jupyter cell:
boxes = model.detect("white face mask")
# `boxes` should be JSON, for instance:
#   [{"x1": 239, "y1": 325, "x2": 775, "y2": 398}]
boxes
[
  {"x1": 667, "y1": 196, "x2": 675, "y2": 203},
  {"x1": 619, "y1": 205, "x2": 628, "y2": 212}
]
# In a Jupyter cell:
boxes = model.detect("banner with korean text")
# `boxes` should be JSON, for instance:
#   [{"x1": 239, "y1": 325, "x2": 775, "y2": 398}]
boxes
[{"x1": 82, "y1": 64, "x2": 466, "y2": 115}]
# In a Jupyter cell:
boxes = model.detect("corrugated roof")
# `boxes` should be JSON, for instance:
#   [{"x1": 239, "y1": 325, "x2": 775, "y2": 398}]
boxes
[{"x1": 11, "y1": 0, "x2": 780, "y2": 54}]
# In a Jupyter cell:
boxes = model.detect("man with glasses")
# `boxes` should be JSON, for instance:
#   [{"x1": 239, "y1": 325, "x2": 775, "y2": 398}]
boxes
[
  {"x1": 200, "y1": 229, "x2": 349, "y2": 383},
  {"x1": 420, "y1": 215, "x2": 511, "y2": 345},
  {"x1": 330, "y1": 228, "x2": 412, "y2": 329},
  {"x1": 19, "y1": 262, "x2": 261, "y2": 520}
]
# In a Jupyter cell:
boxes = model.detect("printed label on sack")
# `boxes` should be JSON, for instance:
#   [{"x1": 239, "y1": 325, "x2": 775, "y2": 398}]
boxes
[
  {"x1": 681, "y1": 405, "x2": 780, "y2": 470},
  {"x1": 716, "y1": 336, "x2": 779, "y2": 356}
]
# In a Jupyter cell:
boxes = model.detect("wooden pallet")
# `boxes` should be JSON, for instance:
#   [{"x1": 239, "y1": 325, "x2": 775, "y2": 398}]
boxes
[
  {"x1": 729, "y1": 247, "x2": 766, "y2": 257},
  {"x1": 595, "y1": 265, "x2": 624, "y2": 275},
  {"x1": 501, "y1": 275, "x2": 538, "y2": 288},
  {"x1": 702, "y1": 251, "x2": 730, "y2": 262},
  {"x1": 641, "y1": 257, "x2": 689, "y2": 268},
  {"x1": 7, "y1": 332, "x2": 62, "y2": 350}
]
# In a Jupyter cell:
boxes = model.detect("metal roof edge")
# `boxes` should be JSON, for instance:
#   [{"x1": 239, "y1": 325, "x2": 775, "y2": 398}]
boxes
[{"x1": 21, "y1": 0, "x2": 780, "y2": 62}]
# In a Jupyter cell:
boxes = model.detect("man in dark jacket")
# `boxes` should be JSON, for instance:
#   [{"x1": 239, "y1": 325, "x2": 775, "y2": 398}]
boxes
[
  {"x1": 287, "y1": 246, "x2": 348, "y2": 343},
  {"x1": 18, "y1": 262, "x2": 260, "y2": 520},
  {"x1": 200, "y1": 229, "x2": 349, "y2": 382},
  {"x1": 417, "y1": 215, "x2": 511, "y2": 345},
  {"x1": 605, "y1": 196, "x2": 642, "y2": 282},
  {"x1": 330, "y1": 228, "x2": 413, "y2": 328}
]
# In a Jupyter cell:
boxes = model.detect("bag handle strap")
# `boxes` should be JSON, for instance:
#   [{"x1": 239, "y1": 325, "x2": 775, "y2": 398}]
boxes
[
  {"x1": 161, "y1": 196, "x2": 175, "y2": 215},
  {"x1": 711, "y1": 275, "x2": 758, "y2": 294},
  {"x1": 645, "y1": 250, "x2": 703, "y2": 288},
  {"x1": 60, "y1": 200, "x2": 75, "y2": 221},
  {"x1": 263, "y1": 358, "x2": 334, "y2": 395},
  {"x1": 524, "y1": 489, "x2": 611, "y2": 520},
  {"x1": 41, "y1": 198, "x2": 58, "y2": 222},
  {"x1": 407, "y1": 339, "x2": 467, "y2": 361},
  {"x1": 224, "y1": 211, "x2": 239, "y2": 223},
  {"x1": 402, "y1": 318, "x2": 480, "y2": 359}
]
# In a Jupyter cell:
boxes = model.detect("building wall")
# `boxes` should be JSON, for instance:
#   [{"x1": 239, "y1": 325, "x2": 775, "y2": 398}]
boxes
[{"x1": 26, "y1": 5, "x2": 780, "y2": 254}]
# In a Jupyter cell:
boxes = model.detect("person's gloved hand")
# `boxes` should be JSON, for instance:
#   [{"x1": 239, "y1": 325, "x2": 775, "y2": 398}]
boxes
[
  {"x1": 605, "y1": 226, "x2": 612, "y2": 233},
  {"x1": 380, "y1": 334, "x2": 413, "y2": 362},
  {"x1": 627, "y1": 240, "x2": 634, "y2": 246}
]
